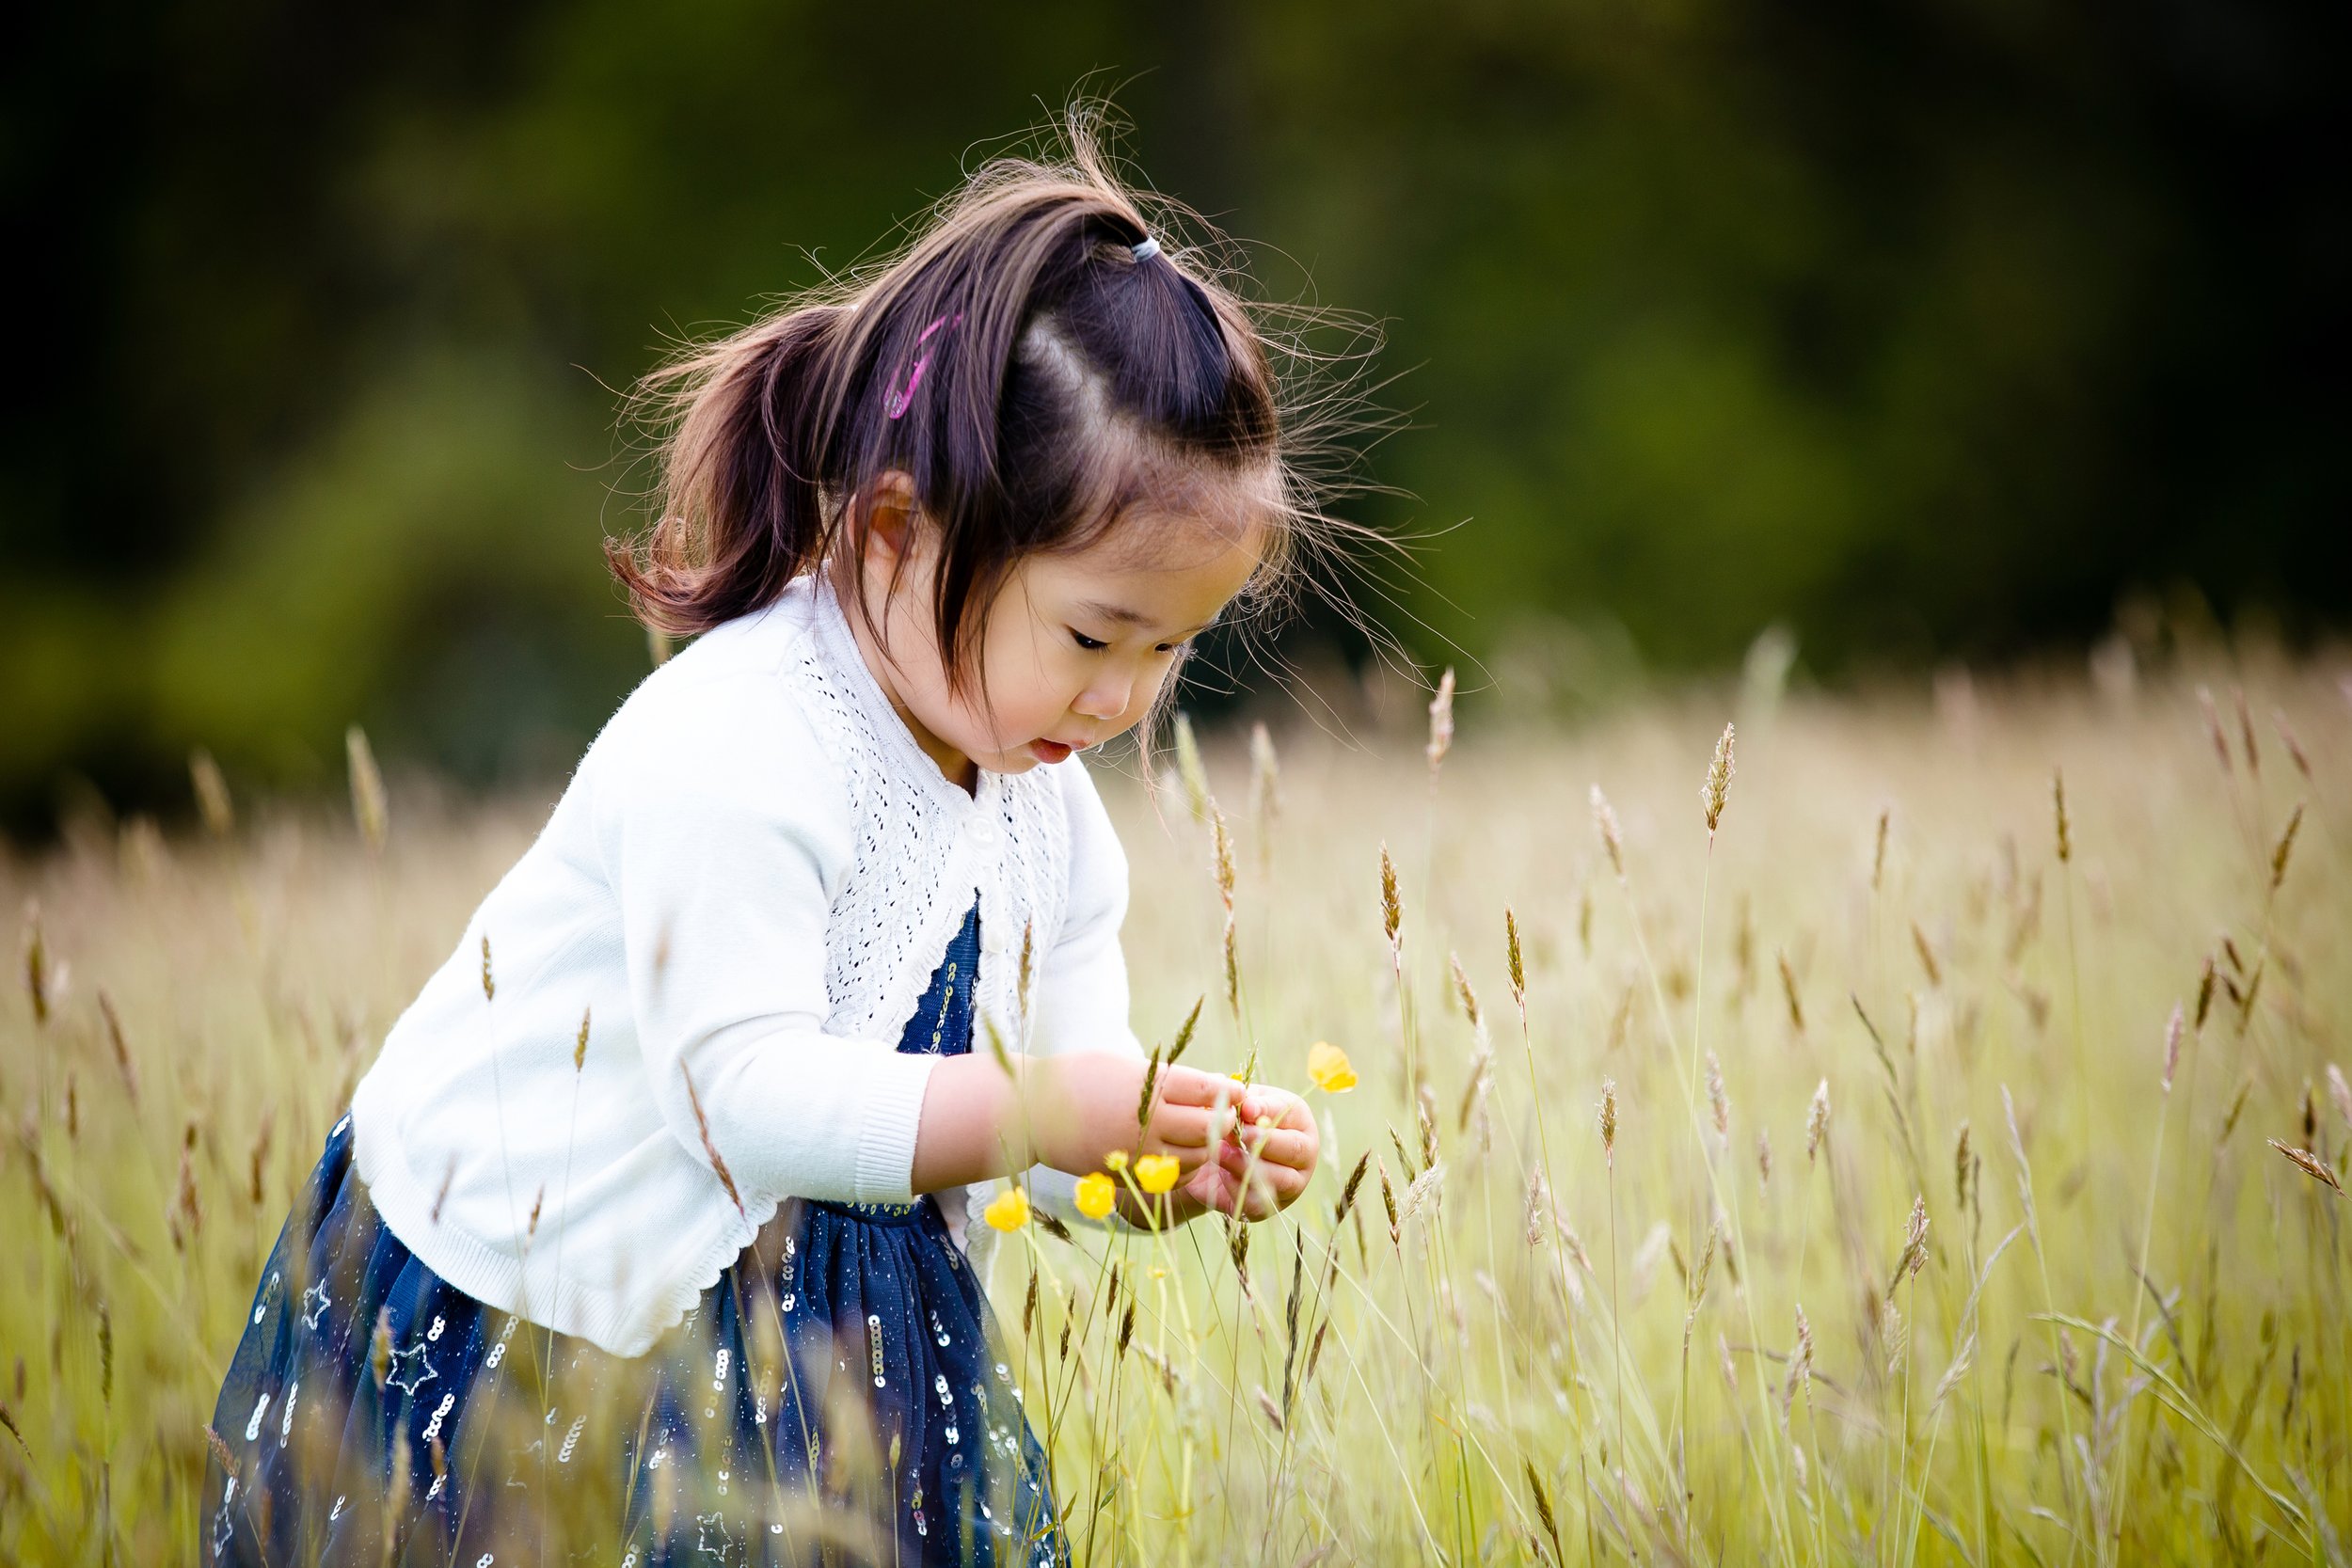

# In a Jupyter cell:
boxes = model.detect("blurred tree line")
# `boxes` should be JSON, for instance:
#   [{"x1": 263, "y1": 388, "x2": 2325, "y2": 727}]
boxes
[{"x1": 5, "y1": 0, "x2": 2343, "y2": 832}]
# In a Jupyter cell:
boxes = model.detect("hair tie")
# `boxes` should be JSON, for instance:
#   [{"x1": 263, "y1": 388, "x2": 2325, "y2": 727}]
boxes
[{"x1": 1130, "y1": 236, "x2": 1160, "y2": 262}]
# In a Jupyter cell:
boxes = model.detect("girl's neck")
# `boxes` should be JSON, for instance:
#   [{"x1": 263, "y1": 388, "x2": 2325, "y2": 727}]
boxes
[{"x1": 835, "y1": 580, "x2": 979, "y2": 797}]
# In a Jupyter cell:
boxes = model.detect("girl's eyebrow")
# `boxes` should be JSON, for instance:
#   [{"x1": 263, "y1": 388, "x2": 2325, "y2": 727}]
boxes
[
  {"x1": 1073, "y1": 599, "x2": 1219, "y2": 637},
  {"x1": 1073, "y1": 598, "x2": 1152, "y2": 626}
]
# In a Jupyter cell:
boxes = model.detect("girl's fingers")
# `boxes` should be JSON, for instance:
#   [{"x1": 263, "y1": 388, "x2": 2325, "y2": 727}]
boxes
[
  {"x1": 1147, "y1": 1104, "x2": 1219, "y2": 1150},
  {"x1": 1231, "y1": 1126, "x2": 1316, "y2": 1170},
  {"x1": 1237, "y1": 1088, "x2": 1313, "y2": 1132},
  {"x1": 1217, "y1": 1143, "x2": 1308, "y2": 1204},
  {"x1": 1155, "y1": 1067, "x2": 1249, "y2": 1111}
]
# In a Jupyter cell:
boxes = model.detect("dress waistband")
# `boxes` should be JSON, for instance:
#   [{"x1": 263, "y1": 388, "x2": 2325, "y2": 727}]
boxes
[{"x1": 805, "y1": 1196, "x2": 936, "y2": 1229}]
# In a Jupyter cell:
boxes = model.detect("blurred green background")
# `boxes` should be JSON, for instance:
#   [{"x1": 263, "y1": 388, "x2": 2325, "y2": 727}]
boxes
[{"x1": 6, "y1": 0, "x2": 2344, "y2": 832}]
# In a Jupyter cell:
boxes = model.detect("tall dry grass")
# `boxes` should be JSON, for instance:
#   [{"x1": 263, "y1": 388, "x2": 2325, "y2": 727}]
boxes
[{"x1": 3, "y1": 656, "x2": 2347, "y2": 1564}]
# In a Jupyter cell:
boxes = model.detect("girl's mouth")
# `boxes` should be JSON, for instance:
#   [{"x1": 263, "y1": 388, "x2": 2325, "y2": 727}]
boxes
[{"x1": 1027, "y1": 738, "x2": 1073, "y2": 765}]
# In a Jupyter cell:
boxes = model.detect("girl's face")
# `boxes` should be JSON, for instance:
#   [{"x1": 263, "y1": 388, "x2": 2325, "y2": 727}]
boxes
[{"x1": 844, "y1": 474, "x2": 1265, "y2": 791}]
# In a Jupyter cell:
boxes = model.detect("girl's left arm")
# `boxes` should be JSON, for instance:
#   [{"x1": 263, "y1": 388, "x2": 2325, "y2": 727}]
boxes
[
  {"x1": 1011, "y1": 758, "x2": 1317, "y2": 1227},
  {"x1": 1013, "y1": 755, "x2": 1152, "y2": 1226}
]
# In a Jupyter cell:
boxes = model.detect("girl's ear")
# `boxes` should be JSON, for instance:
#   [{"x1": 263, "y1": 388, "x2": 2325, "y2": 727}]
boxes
[{"x1": 854, "y1": 470, "x2": 923, "y2": 573}]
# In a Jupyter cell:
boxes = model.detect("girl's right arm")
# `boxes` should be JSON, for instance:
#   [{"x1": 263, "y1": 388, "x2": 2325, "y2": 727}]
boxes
[{"x1": 908, "y1": 1051, "x2": 1260, "y2": 1193}]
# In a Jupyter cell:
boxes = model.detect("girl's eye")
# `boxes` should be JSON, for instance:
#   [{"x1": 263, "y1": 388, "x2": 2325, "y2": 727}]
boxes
[{"x1": 1070, "y1": 630, "x2": 1109, "y2": 652}]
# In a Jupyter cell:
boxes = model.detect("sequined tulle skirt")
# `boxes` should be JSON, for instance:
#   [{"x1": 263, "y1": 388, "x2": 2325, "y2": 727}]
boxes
[{"x1": 202, "y1": 1112, "x2": 1064, "y2": 1566}]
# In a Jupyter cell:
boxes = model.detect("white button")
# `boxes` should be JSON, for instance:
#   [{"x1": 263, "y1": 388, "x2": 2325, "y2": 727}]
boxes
[{"x1": 969, "y1": 820, "x2": 999, "y2": 847}]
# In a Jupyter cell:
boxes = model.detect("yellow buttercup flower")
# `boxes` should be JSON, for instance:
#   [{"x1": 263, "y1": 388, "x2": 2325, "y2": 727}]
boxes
[
  {"x1": 1104, "y1": 1149, "x2": 1129, "y2": 1172},
  {"x1": 982, "y1": 1186, "x2": 1030, "y2": 1232},
  {"x1": 1135, "y1": 1154, "x2": 1180, "y2": 1195},
  {"x1": 1073, "y1": 1171, "x2": 1117, "y2": 1221},
  {"x1": 1307, "y1": 1039, "x2": 1358, "y2": 1093}
]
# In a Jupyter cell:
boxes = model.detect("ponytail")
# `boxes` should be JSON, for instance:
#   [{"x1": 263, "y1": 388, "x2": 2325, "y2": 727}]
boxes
[{"x1": 608, "y1": 305, "x2": 851, "y2": 636}]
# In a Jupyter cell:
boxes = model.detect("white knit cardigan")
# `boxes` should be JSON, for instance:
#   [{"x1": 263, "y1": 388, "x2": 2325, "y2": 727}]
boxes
[{"x1": 349, "y1": 573, "x2": 1144, "y2": 1357}]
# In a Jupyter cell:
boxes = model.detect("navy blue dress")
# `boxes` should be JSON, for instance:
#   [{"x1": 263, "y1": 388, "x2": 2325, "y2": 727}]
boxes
[{"x1": 203, "y1": 897, "x2": 1064, "y2": 1566}]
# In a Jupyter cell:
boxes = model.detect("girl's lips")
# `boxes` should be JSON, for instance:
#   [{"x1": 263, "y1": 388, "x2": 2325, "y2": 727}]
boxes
[{"x1": 1028, "y1": 738, "x2": 1073, "y2": 764}]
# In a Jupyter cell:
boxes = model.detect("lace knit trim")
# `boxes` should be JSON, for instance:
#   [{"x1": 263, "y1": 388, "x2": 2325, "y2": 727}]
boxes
[{"x1": 788, "y1": 576, "x2": 1073, "y2": 1061}]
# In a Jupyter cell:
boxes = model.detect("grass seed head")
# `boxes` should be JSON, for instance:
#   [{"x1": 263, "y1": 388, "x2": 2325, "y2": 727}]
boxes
[
  {"x1": 1255, "y1": 1386, "x2": 1284, "y2": 1432},
  {"x1": 1523, "y1": 1458, "x2": 1562, "y2": 1562},
  {"x1": 1953, "y1": 1122, "x2": 1973, "y2": 1211},
  {"x1": 1911, "y1": 921, "x2": 1942, "y2": 987},
  {"x1": 2162, "y1": 1003, "x2": 2184, "y2": 1092},
  {"x1": 22, "y1": 902, "x2": 50, "y2": 1028},
  {"x1": 1706, "y1": 1052, "x2": 1730, "y2": 1147},
  {"x1": 1902, "y1": 1195, "x2": 1930, "y2": 1283},
  {"x1": 2217, "y1": 1077, "x2": 2252, "y2": 1145},
  {"x1": 1757, "y1": 1129, "x2": 1773, "y2": 1187},
  {"x1": 2269, "y1": 802, "x2": 2304, "y2": 893},
  {"x1": 1019, "y1": 920, "x2": 1036, "y2": 1019},
  {"x1": 1590, "y1": 786, "x2": 1625, "y2": 881},
  {"x1": 1702, "y1": 722, "x2": 1737, "y2": 836},
  {"x1": 1336, "y1": 1150, "x2": 1371, "y2": 1226},
  {"x1": 679, "y1": 1061, "x2": 745, "y2": 1217},
  {"x1": 1167, "y1": 996, "x2": 1203, "y2": 1067},
  {"x1": 2194, "y1": 954, "x2": 2217, "y2": 1032},
  {"x1": 345, "y1": 724, "x2": 389, "y2": 852},
  {"x1": 1597, "y1": 1079, "x2": 1618, "y2": 1168},
  {"x1": 1805, "y1": 1078, "x2": 1831, "y2": 1165},
  {"x1": 1504, "y1": 907, "x2": 1526, "y2": 1011},
  {"x1": 2051, "y1": 768, "x2": 2071, "y2": 865},
  {"x1": 1780, "y1": 1305, "x2": 1815, "y2": 1434},
  {"x1": 2274, "y1": 709, "x2": 2312, "y2": 779},
  {"x1": 1211, "y1": 804, "x2": 1236, "y2": 911},
  {"x1": 99, "y1": 991, "x2": 139, "y2": 1105},
  {"x1": 1778, "y1": 951, "x2": 1805, "y2": 1033},
  {"x1": 1872, "y1": 808, "x2": 1891, "y2": 893},
  {"x1": 1222, "y1": 914, "x2": 1239, "y2": 1016},
  {"x1": 1172, "y1": 711, "x2": 1210, "y2": 822},
  {"x1": 1425, "y1": 666, "x2": 1455, "y2": 771},
  {"x1": 1248, "y1": 720, "x2": 1279, "y2": 818},
  {"x1": 371, "y1": 1307, "x2": 393, "y2": 1389},
  {"x1": 2268, "y1": 1140, "x2": 2344, "y2": 1195},
  {"x1": 189, "y1": 749, "x2": 235, "y2": 837},
  {"x1": 1378, "y1": 844, "x2": 1402, "y2": 949},
  {"x1": 575, "y1": 1006, "x2": 592, "y2": 1072},
  {"x1": 1449, "y1": 951, "x2": 1482, "y2": 1030},
  {"x1": 2234, "y1": 685, "x2": 2260, "y2": 777},
  {"x1": 1136, "y1": 1047, "x2": 1163, "y2": 1130}
]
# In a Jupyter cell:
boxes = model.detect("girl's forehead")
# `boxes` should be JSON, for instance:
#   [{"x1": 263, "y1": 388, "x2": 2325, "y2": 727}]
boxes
[
  {"x1": 1086, "y1": 461, "x2": 1280, "y2": 568},
  {"x1": 1028, "y1": 511, "x2": 1263, "y2": 617}
]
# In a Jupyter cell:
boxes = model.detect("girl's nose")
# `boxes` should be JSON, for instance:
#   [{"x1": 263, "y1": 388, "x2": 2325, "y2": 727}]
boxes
[{"x1": 1073, "y1": 673, "x2": 1133, "y2": 722}]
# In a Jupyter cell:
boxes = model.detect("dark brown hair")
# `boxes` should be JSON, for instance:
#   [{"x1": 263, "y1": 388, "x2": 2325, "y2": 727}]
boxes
[{"x1": 610, "y1": 114, "x2": 1380, "y2": 698}]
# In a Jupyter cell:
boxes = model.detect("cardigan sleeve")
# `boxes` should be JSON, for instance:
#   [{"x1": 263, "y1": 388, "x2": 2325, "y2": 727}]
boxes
[
  {"x1": 1027, "y1": 754, "x2": 1147, "y2": 1064},
  {"x1": 1018, "y1": 754, "x2": 1151, "y2": 1228},
  {"x1": 593, "y1": 667, "x2": 938, "y2": 1210}
]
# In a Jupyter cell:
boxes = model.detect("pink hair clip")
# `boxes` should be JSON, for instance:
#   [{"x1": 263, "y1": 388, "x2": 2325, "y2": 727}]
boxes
[{"x1": 885, "y1": 310, "x2": 963, "y2": 420}]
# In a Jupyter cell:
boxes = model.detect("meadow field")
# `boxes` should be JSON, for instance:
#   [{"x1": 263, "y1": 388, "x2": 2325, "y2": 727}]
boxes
[{"x1": 3, "y1": 652, "x2": 2346, "y2": 1565}]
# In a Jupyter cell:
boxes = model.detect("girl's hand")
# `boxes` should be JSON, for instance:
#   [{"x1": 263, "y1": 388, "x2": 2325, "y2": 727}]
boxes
[
  {"x1": 1218, "y1": 1084, "x2": 1319, "y2": 1220},
  {"x1": 1031, "y1": 1053, "x2": 1248, "y2": 1182},
  {"x1": 1147, "y1": 1084, "x2": 1322, "y2": 1225}
]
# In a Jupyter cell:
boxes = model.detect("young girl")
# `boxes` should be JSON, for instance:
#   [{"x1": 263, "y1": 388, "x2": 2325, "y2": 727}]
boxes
[{"x1": 203, "y1": 141, "x2": 1327, "y2": 1565}]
